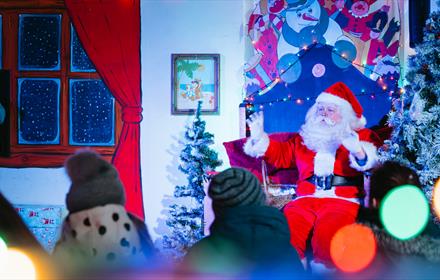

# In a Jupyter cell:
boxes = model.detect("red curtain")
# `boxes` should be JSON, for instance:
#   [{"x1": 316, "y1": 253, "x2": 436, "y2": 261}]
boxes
[{"x1": 65, "y1": 0, "x2": 144, "y2": 219}]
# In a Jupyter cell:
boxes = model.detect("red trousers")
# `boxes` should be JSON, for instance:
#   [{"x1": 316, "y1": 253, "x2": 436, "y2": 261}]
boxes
[{"x1": 283, "y1": 197, "x2": 359, "y2": 266}]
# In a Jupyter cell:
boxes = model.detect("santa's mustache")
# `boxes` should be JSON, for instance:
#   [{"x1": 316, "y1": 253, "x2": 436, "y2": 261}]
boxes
[{"x1": 316, "y1": 116, "x2": 336, "y2": 126}]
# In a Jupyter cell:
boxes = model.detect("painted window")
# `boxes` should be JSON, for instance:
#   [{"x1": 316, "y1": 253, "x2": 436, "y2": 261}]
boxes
[
  {"x1": 0, "y1": 15, "x2": 2, "y2": 69},
  {"x1": 18, "y1": 78, "x2": 60, "y2": 144},
  {"x1": 18, "y1": 14, "x2": 61, "y2": 71},
  {"x1": 70, "y1": 26, "x2": 95, "y2": 72},
  {"x1": 69, "y1": 79, "x2": 114, "y2": 146},
  {"x1": 0, "y1": 2, "x2": 120, "y2": 167}
]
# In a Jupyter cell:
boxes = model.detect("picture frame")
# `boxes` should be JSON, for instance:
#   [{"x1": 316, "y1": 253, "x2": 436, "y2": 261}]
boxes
[{"x1": 171, "y1": 54, "x2": 219, "y2": 115}]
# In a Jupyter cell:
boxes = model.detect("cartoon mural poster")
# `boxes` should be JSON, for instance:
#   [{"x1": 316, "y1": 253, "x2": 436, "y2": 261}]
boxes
[
  {"x1": 244, "y1": 0, "x2": 401, "y2": 95},
  {"x1": 172, "y1": 54, "x2": 219, "y2": 114}
]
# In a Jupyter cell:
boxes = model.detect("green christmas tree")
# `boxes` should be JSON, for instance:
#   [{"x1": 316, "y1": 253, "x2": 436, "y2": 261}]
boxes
[
  {"x1": 379, "y1": 5, "x2": 440, "y2": 197},
  {"x1": 162, "y1": 101, "x2": 222, "y2": 258}
]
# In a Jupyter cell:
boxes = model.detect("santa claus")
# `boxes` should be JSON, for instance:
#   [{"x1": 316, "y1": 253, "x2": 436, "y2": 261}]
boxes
[{"x1": 244, "y1": 81, "x2": 381, "y2": 270}]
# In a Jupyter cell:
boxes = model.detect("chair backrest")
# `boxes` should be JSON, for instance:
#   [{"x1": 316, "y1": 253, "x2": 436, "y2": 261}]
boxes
[
  {"x1": 223, "y1": 133, "x2": 299, "y2": 209},
  {"x1": 223, "y1": 132, "x2": 299, "y2": 185},
  {"x1": 261, "y1": 160, "x2": 296, "y2": 209},
  {"x1": 261, "y1": 160, "x2": 296, "y2": 195}
]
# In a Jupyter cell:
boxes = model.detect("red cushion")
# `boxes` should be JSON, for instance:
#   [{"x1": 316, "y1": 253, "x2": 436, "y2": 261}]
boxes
[{"x1": 223, "y1": 133, "x2": 298, "y2": 184}]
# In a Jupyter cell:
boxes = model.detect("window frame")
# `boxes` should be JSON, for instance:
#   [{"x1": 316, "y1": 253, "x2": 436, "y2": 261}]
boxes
[{"x1": 0, "y1": 2, "x2": 122, "y2": 167}]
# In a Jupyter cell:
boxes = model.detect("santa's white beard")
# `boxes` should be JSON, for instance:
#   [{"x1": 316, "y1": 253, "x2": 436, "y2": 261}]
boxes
[{"x1": 300, "y1": 115, "x2": 351, "y2": 153}]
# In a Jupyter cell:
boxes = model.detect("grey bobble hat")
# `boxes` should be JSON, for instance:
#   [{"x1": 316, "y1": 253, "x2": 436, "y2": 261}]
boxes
[
  {"x1": 208, "y1": 168, "x2": 266, "y2": 214},
  {"x1": 65, "y1": 149, "x2": 126, "y2": 213}
]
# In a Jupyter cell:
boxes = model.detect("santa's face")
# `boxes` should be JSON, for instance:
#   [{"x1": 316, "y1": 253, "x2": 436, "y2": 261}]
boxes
[
  {"x1": 300, "y1": 102, "x2": 350, "y2": 152},
  {"x1": 315, "y1": 102, "x2": 342, "y2": 127}
]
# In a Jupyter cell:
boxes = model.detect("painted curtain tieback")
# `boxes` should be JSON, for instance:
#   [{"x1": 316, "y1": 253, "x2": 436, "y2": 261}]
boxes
[{"x1": 122, "y1": 106, "x2": 143, "y2": 123}]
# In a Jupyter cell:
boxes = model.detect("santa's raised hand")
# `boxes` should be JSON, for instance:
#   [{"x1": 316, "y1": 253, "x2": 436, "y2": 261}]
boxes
[
  {"x1": 342, "y1": 131, "x2": 366, "y2": 160},
  {"x1": 247, "y1": 111, "x2": 266, "y2": 140},
  {"x1": 244, "y1": 111, "x2": 269, "y2": 157}
]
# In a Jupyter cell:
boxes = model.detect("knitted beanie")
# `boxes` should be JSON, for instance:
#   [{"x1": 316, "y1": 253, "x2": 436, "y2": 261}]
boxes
[
  {"x1": 208, "y1": 168, "x2": 265, "y2": 215},
  {"x1": 65, "y1": 150, "x2": 126, "y2": 213}
]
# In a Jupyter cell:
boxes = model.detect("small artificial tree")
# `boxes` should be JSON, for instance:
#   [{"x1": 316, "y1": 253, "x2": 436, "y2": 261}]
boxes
[
  {"x1": 379, "y1": 5, "x2": 440, "y2": 197},
  {"x1": 163, "y1": 101, "x2": 222, "y2": 258}
]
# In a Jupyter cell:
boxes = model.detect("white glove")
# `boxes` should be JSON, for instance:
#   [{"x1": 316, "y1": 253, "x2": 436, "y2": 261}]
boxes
[
  {"x1": 342, "y1": 131, "x2": 363, "y2": 154},
  {"x1": 246, "y1": 111, "x2": 265, "y2": 140}
]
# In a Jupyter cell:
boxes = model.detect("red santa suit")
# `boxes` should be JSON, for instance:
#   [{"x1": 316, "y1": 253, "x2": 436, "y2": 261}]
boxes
[{"x1": 244, "y1": 82, "x2": 381, "y2": 268}]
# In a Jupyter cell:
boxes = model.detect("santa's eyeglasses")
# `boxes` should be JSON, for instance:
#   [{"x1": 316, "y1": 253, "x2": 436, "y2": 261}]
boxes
[{"x1": 316, "y1": 104, "x2": 339, "y2": 116}]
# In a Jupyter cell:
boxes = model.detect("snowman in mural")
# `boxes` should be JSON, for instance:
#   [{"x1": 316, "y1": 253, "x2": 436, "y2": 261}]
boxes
[{"x1": 277, "y1": 0, "x2": 357, "y2": 83}]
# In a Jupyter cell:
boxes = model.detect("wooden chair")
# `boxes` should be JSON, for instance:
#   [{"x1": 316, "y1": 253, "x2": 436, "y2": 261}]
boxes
[{"x1": 261, "y1": 160, "x2": 296, "y2": 209}]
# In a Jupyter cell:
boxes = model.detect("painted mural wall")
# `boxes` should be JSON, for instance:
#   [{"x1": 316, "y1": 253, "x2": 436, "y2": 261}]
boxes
[
  {"x1": 0, "y1": 0, "x2": 426, "y2": 245},
  {"x1": 0, "y1": 0, "x2": 248, "y2": 243},
  {"x1": 141, "y1": 1, "x2": 250, "y2": 241},
  {"x1": 134, "y1": 0, "x2": 248, "y2": 242}
]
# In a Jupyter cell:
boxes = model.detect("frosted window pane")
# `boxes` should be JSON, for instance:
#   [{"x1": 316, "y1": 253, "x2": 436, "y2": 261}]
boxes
[
  {"x1": 70, "y1": 25, "x2": 95, "y2": 72},
  {"x1": 18, "y1": 78, "x2": 60, "y2": 144},
  {"x1": 18, "y1": 14, "x2": 61, "y2": 70},
  {"x1": 70, "y1": 80, "x2": 115, "y2": 146}
]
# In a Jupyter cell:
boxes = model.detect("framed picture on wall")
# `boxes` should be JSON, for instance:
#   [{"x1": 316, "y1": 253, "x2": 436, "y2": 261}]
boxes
[{"x1": 171, "y1": 53, "x2": 219, "y2": 115}]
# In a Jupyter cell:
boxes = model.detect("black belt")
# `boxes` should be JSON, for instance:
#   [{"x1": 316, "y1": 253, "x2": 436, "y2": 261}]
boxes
[{"x1": 306, "y1": 175, "x2": 363, "y2": 190}]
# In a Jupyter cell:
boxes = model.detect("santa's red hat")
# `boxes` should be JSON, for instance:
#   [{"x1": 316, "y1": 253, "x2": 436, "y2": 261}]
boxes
[{"x1": 315, "y1": 82, "x2": 366, "y2": 129}]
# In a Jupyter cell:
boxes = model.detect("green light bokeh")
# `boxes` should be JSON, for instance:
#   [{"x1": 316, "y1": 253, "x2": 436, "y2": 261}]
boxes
[
  {"x1": 0, "y1": 236, "x2": 6, "y2": 253},
  {"x1": 380, "y1": 185, "x2": 429, "y2": 240}
]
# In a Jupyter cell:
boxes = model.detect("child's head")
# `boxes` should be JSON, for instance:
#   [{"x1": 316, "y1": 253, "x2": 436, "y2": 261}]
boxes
[
  {"x1": 369, "y1": 161, "x2": 421, "y2": 208},
  {"x1": 208, "y1": 167, "x2": 265, "y2": 216},
  {"x1": 65, "y1": 149, "x2": 125, "y2": 213}
]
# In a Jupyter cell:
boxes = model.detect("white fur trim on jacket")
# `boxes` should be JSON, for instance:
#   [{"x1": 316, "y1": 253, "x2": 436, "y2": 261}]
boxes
[
  {"x1": 354, "y1": 115, "x2": 367, "y2": 130},
  {"x1": 314, "y1": 151, "x2": 336, "y2": 176},
  {"x1": 243, "y1": 133, "x2": 270, "y2": 158},
  {"x1": 349, "y1": 141, "x2": 378, "y2": 171},
  {"x1": 310, "y1": 260, "x2": 337, "y2": 274}
]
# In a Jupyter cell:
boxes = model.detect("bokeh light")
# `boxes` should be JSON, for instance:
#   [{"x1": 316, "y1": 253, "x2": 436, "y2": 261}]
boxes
[
  {"x1": 186, "y1": 238, "x2": 245, "y2": 275},
  {"x1": 433, "y1": 178, "x2": 440, "y2": 219},
  {"x1": 0, "y1": 249, "x2": 36, "y2": 280},
  {"x1": 380, "y1": 185, "x2": 429, "y2": 240},
  {"x1": 330, "y1": 224, "x2": 376, "y2": 273},
  {"x1": 0, "y1": 237, "x2": 6, "y2": 254}
]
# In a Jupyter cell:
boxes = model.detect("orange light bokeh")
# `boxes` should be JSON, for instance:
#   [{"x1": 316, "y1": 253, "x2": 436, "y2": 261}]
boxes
[
  {"x1": 330, "y1": 224, "x2": 377, "y2": 273},
  {"x1": 433, "y1": 178, "x2": 440, "y2": 219}
]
